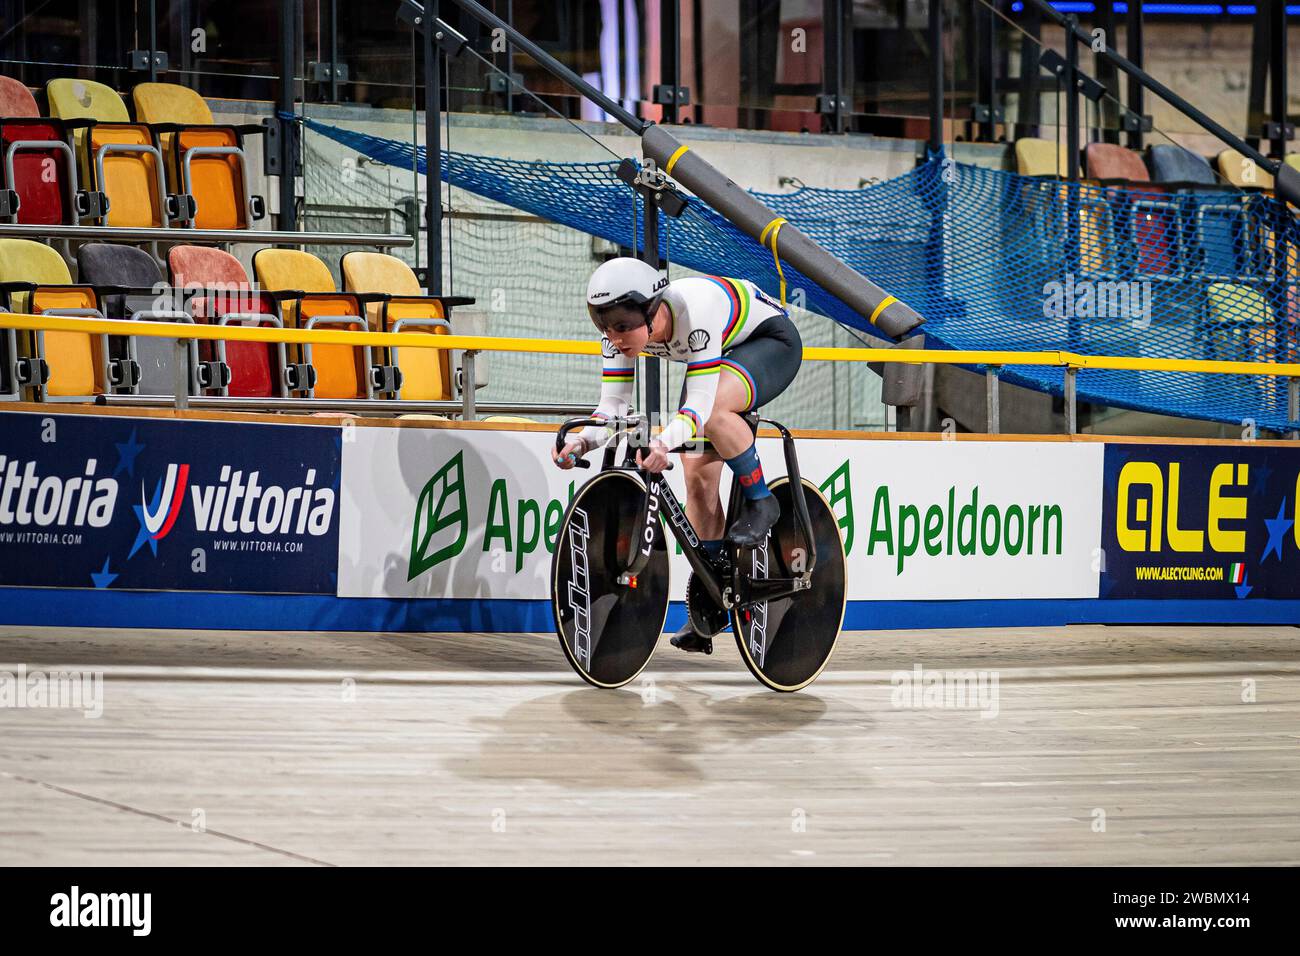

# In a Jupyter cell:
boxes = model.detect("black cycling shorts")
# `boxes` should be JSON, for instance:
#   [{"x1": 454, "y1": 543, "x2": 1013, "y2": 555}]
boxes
[{"x1": 676, "y1": 312, "x2": 802, "y2": 414}]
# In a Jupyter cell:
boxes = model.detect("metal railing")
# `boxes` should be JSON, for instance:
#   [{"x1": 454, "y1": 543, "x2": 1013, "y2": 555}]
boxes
[
  {"x1": 0, "y1": 224, "x2": 414, "y2": 248},
  {"x1": 1, "y1": 311, "x2": 1297, "y2": 437}
]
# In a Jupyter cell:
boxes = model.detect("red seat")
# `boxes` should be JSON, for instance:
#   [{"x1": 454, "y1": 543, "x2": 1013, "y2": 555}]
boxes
[
  {"x1": 0, "y1": 76, "x2": 83, "y2": 225},
  {"x1": 168, "y1": 245, "x2": 283, "y2": 398}
]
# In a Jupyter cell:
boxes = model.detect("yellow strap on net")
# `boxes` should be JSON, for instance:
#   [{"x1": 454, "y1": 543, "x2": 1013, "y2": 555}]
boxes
[{"x1": 759, "y1": 216, "x2": 788, "y2": 306}]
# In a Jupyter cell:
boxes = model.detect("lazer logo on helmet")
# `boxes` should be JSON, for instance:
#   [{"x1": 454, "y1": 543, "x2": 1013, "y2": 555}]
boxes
[{"x1": 0, "y1": 456, "x2": 118, "y2": 528}]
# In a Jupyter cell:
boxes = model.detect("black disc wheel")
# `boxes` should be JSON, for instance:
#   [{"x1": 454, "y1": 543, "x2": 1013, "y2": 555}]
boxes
[
  {"x1": 551, "y1": 470, "x2": 670, "y2": 688},
  {"x1": 730, "y1": 477, "x2": 847, "y2": 692}
]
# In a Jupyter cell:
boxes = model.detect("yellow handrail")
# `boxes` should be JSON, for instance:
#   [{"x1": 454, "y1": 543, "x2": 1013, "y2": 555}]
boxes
[{"x1": 0, "y1": 311, "x2": 1296, "y2": 378}]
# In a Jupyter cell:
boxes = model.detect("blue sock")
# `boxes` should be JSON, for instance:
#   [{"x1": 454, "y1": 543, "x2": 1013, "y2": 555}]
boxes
[
  {"x1": 702, "y1": 538, "x2": 724, "y2": 559},
  {"x1": 725, "y1": 443, "x2": 772, "y2": 501}
]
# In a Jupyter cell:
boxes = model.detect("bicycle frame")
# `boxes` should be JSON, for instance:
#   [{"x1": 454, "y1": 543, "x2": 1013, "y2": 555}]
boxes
[{"x1": 556, "y1": 414, "x2": 817, "y2": 611}]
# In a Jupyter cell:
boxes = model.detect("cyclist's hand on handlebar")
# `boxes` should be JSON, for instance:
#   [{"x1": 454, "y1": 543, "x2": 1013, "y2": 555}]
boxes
[
  {"x1": 552, "y1": 437, "x2": 588, "y2": 470},
  {"x1": 636, "y1": 440, "x2": 671, "y2": 474}
]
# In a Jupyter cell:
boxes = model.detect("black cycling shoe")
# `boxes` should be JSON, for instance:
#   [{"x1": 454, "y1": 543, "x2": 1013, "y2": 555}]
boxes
[
  {"x1": 669, "y1": 622, "x2": 713, "y2": 654},
  {"x1": 726, "y1": 494, "x2": 781, "y2": 548}
]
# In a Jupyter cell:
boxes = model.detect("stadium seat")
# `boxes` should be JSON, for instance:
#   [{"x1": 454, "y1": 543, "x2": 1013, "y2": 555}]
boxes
[
  {"x1": 1084, "y1": 143, "x2": 1150, "y2": 184},
  {"x1": 1148, "y1": 145, "x2": 1218, "y2": 187},
  {"x1": 0, "y1": 76, "x2": 90, "y2": 225},
  {"x1": 1014, "y1": 137, "x2": 1072, "y2": 178},
  {"x1": 1215, "y1": 148, "x2": 1274, "y2": 190},
  {"x1": 132, "y1": 82, "x2": 265, "y2": 229},
  {"x1": 76, "y1": 243, "x2": 209, "y2": 397},
  {"x1": 1205, "y1": 284, "x2": 1277, "y2": 400},
  {"x1": 0, "y1": 238, "x2": 104, "y2": 401},
  {"x1": 339, "y1": 251, "x2": 474, "y2": 401},
  {"x1": 167, "y1": 245, "x2": 286, "y2": 398},
  {"x1": 252, "y1": 248, "x2": 387, "y2": 400},
  {"x1": 46, "y1": 78, "x2": 169, "y2": 228}
]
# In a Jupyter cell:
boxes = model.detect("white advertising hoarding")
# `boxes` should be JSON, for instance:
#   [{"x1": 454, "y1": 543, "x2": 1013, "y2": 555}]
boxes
[{"x1": 338, "y1": 427, "x2": 1104, "y2": 602}]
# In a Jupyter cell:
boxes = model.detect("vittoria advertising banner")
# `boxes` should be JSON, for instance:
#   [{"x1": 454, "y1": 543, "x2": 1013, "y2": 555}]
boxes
[
  {"x1": 0, "y1": 411, "x2": 340, "y2": 593},
  {"x1": 1099, "y1": 442, "x2": 1300, "y2": 600}
]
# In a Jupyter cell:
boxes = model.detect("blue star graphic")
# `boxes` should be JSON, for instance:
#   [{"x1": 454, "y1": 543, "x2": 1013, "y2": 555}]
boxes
[
  {"x1": 113, "y1": 428, "x2": 145, "y2": 477},
  {"x1": 90, "y1": 557, "x2": 118, "y2": 589},
  {"x1": 1260, "y1": 497, "x2": 1293, "y2": 564},
  {"x1": 1248, "y1": 461, "x2": 1272, "y2": 498},
  {"x1": 128, "y1": 476, "x2": 166, "y2": 559}
]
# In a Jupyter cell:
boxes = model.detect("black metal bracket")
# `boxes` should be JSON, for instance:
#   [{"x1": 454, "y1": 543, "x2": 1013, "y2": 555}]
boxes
[
  {"x1": 653, "y1": 84, "x2": 690, "y2": 107},
  {"x1": 970, "y1": 104, "x2": 1004, "y2": 123},
  {"x1": 308, "y1": 61, "x2": 350, "y2": 84},
  {"x1": 129, "y1": 50, "x2": 168, "y2": 73},
  {"x1": 617, "y1": 158, "x2": 688, "y2": 219},
  {"x1": 1262, "y1": 121, "x2": 1296, "y2": 141},
  {"x1": 817, "y1": 94, "x2": 849, "y2": 115},
  {"x1": 397, "y1": 0, "x2": 469, "y2": 57},
  {"x1": 484, "y1": 70, "x2": 522, "y2": 94},
  {"x1": 1121, "y1": 110, "x2": 1153, "y2": 133},
  {"x1": 261, "y1": 116, "x2": 302, "y2": 177},
  {"x1": 0, "y1": 189, "x2": 17, "y2": 218}
]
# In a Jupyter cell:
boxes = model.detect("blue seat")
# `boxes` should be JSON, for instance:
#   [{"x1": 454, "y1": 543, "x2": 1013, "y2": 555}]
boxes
[{"x1": 1148, "y1": 145, "x2": 1218, "y2": 187}]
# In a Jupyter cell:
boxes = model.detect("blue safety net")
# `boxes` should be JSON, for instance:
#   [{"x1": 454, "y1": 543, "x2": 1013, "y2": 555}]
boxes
[{"x1": 298, "y1": 115, "x2": 1300, "y2": 433}]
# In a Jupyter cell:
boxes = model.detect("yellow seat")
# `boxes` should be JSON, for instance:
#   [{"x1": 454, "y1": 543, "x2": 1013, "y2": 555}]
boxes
[
  {"x1": 1215, "y1": 149, "x2": 1274, "y2": 190},
  {"x1": 483, "y1": 416, "x2": 537, "y2": 424},
  {"x1": 1015, "y1": 137, "x2": 1072, "y2": 178},
  {"x1": 253, "y1": 249, "x2": 370, "y2": 400},
  {"x1": 133, "y1": 83, "x2": 261, "y2": 229},
  {"x1": 46, "y1": 79, "x2": 167, "y2": 228},
  {"x1": 0, "y1": 239, "x2": 102, "y2": 400},
  {"x1": 340, "y1": 252, "x2": 472, "y2": 402},
  {"x1": 1285, "y1": 154, "x2": 1300, "y2": 172},
  {"x1": 1206, "y1": 283, "x2": 1276, "y2": 400}
]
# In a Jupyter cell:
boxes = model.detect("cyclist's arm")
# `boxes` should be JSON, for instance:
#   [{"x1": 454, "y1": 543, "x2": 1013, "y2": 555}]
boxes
[
  {"x1": 658, "y1": 344, "x2": 722, "y2": 451},
  {"x1": 577, "y1": 341, "x2": 635, "y2": 448}
]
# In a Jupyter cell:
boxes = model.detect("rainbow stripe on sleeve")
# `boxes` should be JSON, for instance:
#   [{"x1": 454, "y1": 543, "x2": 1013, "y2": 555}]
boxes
[
  {"x1": 685, "y1": 358, "x2": 722, "y2": 378},
  {"x1": 702, "y1": 275, "x2": 752, "y2": 348}
]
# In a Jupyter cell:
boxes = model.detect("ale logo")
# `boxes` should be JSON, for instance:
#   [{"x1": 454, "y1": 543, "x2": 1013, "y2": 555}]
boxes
[{"x1": 408, "y1": 451, "x2": 469, "y2": 579}]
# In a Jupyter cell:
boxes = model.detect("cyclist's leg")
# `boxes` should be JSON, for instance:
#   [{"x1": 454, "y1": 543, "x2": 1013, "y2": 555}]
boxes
[
  {"x1": 680, "y1": 445, "x2": 726, "y2": 541},
  {"x1": 703, "y1": 315, "x2": 802, "y2": 545}
]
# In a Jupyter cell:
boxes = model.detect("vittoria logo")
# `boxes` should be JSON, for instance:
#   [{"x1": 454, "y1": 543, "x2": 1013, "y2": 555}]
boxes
[
  {"x1": 130, "y1": 463, "x2": 190, "y2": 557},
  {"x1": 0, "y1": 456, "x2": 118, "y2": 528}
]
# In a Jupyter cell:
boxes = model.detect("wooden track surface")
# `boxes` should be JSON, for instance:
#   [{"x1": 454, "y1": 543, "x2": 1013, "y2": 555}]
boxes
[{"x1": 0, "y1": 624, "x2": 1296, "y2": 866}]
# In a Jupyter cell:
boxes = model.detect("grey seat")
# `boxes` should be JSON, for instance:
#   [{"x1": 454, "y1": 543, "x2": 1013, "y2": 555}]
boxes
[
  {"x1": 1148, "y1": 145, "x2": 1218, "y2": 187},
  {"x1": 77, "y1": 243, "x2": 192, "y2": 396}
]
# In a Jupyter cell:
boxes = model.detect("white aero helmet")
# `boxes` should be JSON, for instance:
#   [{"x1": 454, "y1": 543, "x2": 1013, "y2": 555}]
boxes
[{"x1": 586, "y1": 257, "x2": 668, "y2": 329}]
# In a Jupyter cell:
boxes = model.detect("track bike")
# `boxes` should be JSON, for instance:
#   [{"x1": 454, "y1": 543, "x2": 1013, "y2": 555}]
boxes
[{"x1": 550, "y1": 413, "x2": 846, "y2": 692}]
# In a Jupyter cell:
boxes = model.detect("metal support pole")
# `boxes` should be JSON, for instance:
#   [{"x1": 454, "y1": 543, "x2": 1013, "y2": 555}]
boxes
[
  {"x1": 329, "y1": 0, "x2": 340, "y2": 103},
  {"x1": 976, "y1": 0, "x2": 995, "y2": 142},
  {"x1": 986, "y1": 366, "x2": 1000, "y2": 434},
  {"x1": 149, "y1": 0, "x2": 159, "y2": 82},
  {"x1": 928, "y1": 0, "x2": 944, "y2": 153},
  {"x1": 641, "y1": 188, "x2": 662, "y2": 421},
  {"x1": 1064, "y1": 367, "x2": 1077, "y2": 435},
  {"x1": 279, "y1": 0, "x2": 298, "y2": 230},
  {"x1": 1095, "y1": 0, "x2": 1118, "y2": 143},
  {"x1": 1288, "y1": 378, "x2": 1298, "y2": 441},
  {"x1": 1124, "y1": 0, "x2": 1144, "y2": 150},
  {"x1": 662, "y1": 0, "x2": 681, "y2": 125},
  {"x1": 1065, "y1": 17, "x2": 1080, "y2": 181},
  {"x1": 1267, "y1": 0, "x2": 1289, "y2": 159},
  {"x1": 461, "y1": 349, "x2": 477, "y2": 420},
  {"x1": 424, "y1": 0, "x2": 444, "y2": 293},
  {"x1": 172, "y1": 338, "x2": 190, "y2": 410}
]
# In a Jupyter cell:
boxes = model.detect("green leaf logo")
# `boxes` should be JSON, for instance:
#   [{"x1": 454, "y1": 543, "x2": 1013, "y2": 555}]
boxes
[
  {"x1": 408, "y1": 451, "x2": 469, "y2": 579},
  {"x1": 819, "y1": 459, "x2": 854, "y2": 555}
]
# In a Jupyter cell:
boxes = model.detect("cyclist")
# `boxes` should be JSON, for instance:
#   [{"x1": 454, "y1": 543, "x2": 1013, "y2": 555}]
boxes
[{"x1": 552, "y1": 256, "x2": 802, "y2": 652}]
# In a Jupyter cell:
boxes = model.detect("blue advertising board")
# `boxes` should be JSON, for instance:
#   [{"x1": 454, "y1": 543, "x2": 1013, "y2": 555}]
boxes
[
  {"x1": 1099, "y1": 441, "x2": 1300, "y2": 601},
  {"x1": 0, "y1": 411, "x2": 340, "y2": 594}
]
